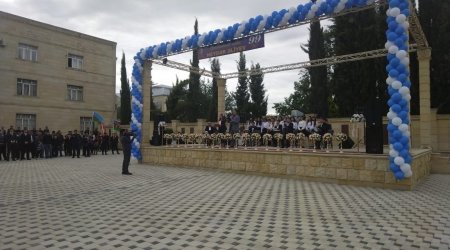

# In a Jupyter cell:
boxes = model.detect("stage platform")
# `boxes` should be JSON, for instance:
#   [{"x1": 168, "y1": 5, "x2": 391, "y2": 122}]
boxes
[{"x1": 141, "y1": 146, "x2": 431, "y2": 191}]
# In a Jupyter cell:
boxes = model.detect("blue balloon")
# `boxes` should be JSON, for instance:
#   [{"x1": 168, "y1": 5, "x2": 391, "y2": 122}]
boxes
[
  {"x1": 395, "y1": 26, "x2": 405, "y2": 35},
  {"x1": 392, "y1": 93, "x2": 402, "y2": 102},
  {"x1": 401, "y1": 136, "x2": 409, "y2": 146},
  {"x1": 387, "y1": 98, "x2": 394, "y2": 106},
  {"x1": 395, "y1": 171, "x2": 405, "y2": 180},
  {"x1": 389, "y1": 69, "x2": 399, "y2": 77},
  {"x1": 390, "y1": 0, "x2": 400, "y2": 7},
  {"x1": 387, "y1": 124, "x2": 396, "y2": 132},
  {"x1": 387, "y1": 32, "x2": 397, "y2": 41},
  {"x1": 400, "y1": 149, "x2": 409, "y2": 157},
  {"x1": 402, "y1": 9, "x2": 410, "y2": 17},
  {"x1": 393, "y1": 130, "x2": 402, "y2": 139},
  {"x1": 399, "y1": 2, "x2": 409, "y2": 10},
  {"x1": 404, "y1": 80, "x2": 411, "y2": 88},
  {"x1": 392, "y1": 103, "x2": 402, "y2": 112},
  {"x1": 390, "y1": 164, "x2": 400, "y2": 173},
  {"x1": 387, "y1": 54, "x2": 396, "y2": 61},
  {"x1": 394, "y1": 142, "x2": 403, "y2": 151},
  {"x1": 396, "y1": 64, "x2": 406, "y2": 74},
  {"x1": 405, "y1": 155, "x2": 412, "y2": 163},
  {"x1": 398, "y1": 74, "x2": 407, "y2": 82},
  {"x1": 386, "y1": 65, "x2": 393, "y2": 72},
  {"x1": 388, "y1": 20, "x2": 398, "y2": 30},
  {"x1": 390, "y1": 58, "x2": 400, "y2": 67},
  {"x1": 399, "y1": 100, "x2": 408, "y2": 108},
  {"x1": 399, "y1": 111, "x2": 408, "y2": 119}
]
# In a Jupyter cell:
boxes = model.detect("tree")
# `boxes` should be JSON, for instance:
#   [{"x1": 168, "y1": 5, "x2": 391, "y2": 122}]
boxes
[
  {"x1": 225, "y1": 90, "x2": 236, "y2": 112},
  {"x1": 166, "y1": 79, "x2": 190, "y2": 122},
  {"x1": 208, "y1": 58, "x2": 221, "y2": 121},
  {"x1": 303, "y1": 19, "x2": 329, "y2": 117},
  {"x1": 187, "y1": 19, "x2": 202, "y2": 121},
  {"x1": 328, "y1": 7, "x2": 387, "y2": 117},
  {"x1": 234, "y1": 52, "x2": 250, "y2": 119},
  {"x1": 419, "y1": 0, "x2": 450, "y2": 113},
  {"x1": 273, "y1": 70, "x2": 312, "y2": 116},
  {"x1": 248, "y1": 63, "x2": 268, "y2": 118},
  {"x1": 120, "y1": 52, "x2": 131, "y2": 125}
]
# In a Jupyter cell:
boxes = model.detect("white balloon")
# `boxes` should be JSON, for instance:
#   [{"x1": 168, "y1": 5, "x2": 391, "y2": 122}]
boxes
[
  {"x1": 403, "y1": 131, "x2": 411, "y2": 138},
  {"x1": 388, "y1": 45, "x2": 399, "y2": 54},
  {"x1": 404, "y1": 170, "x2": 413, "y2": 178},
  {"x1": 367, "y1": 0, "x2": 375, "y2": 4},
  {"x1": 311, "y1": 5, "x2": 319, "y2": 11},
  {"x1": 389, "y1": 150, "x2": 399, "y2": 158},
  {"x1": 405, "y1": 94, "x2": 411, "y2": 101},
  {"x1": 394, "y1": 156, "x2": 405, "y2": 166},
  {"x1": 396, "y1": 50, "x2": 407, "y2": 59},
  {"x1": 399, "y1": 124, "x2": 409, "y2": 132},
  {"x1": 385, "y1": 41, "x2": 393, "y2": 50},
  {"x1": 386, "y1": 77, "x2": 395, "y2": 85},
  {"x1": 390, "y1": 7, "x2": 401, "y2": 17},
  {"x1": 392, "y1": 81, "x2": 402, "y2": 89},
  {"x1": 396, "y1": 14, "x2": 407, "y2": 23},
  {"x1": 401, "y1": 57, "x2": 410, "y2": 66},
  {"x1": 387, "y1": 111, "x2": 397, "y2": 120},
  {"x1": 152, "y1": 46, "x2": 159, "y2": 57},
  {"x1": 400, "y1": 163, "x2": 411, "y2": 173},
  {"x1": 401, "y1": 22, "x2": 410, "y2": 30},
  {"x1": 166, "y1": 43, "x2": 172, "y2": 54},
  {"x1": 399, "y1": 86, "x2": 410, "y2": 95},
  {"x1": 392, "y1": 117, "x2": 402, "y2": 126}
]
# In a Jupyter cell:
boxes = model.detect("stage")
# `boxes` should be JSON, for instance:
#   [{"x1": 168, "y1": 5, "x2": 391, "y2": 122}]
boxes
[{"x1": 141, "y1": 146, "x2": 431, "y2": 191}]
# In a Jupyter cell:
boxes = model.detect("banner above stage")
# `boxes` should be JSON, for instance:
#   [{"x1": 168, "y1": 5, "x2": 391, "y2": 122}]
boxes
[{"x1": 198, "y1": 34, "x2": 264, "y2": 60}]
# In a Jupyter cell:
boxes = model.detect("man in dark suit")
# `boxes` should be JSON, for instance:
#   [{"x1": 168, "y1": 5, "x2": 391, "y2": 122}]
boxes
[
  {"x1": 204, "y1": 122, "x2": 216, "y2": 135},
  {"x1": 121, "y1": 130, "x2": 134, "y2": 175},
  {"x1": 70, "y1": 130, "x2": 82, "y2": 158}
]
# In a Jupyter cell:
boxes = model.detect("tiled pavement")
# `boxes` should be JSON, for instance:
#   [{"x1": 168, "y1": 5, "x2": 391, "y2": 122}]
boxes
[{"x1": 0, "y1": 155, "x2": 449, "y2": 250}]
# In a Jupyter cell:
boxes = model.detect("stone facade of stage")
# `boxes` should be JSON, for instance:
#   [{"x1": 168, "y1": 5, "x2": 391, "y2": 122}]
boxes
[{"x1": 142, "y1": 147, "x2": 431, "y2": 190}]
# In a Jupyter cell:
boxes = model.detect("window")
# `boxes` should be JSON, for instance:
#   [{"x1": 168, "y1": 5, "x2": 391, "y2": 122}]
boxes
[
  {"x1": 80, "y1": 117, "x2": 92, "y2": 132},
  {"x1": 16, "y1": 114, "x2": 36, "y2": 130},
  {"x1": 67, "y1": 85, "x2": 83, "y2": 101},
  {"x1": 17, "y1": 78, "x2": 37, "y2": 96},
  {"x1": 18, "y1": 43, "x2": 38, "y2": 61},
  {"x1": 68, "y1": 54, "x2": 83, "y2": 70}
]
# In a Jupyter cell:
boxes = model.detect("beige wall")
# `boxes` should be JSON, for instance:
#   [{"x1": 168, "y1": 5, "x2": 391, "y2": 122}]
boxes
[
  {"x1": 0, "y1": 11, "x2": 116, "y2": 132},
  {"x1": 161, "y1": 112, "x2": 450, "y2": 153}
]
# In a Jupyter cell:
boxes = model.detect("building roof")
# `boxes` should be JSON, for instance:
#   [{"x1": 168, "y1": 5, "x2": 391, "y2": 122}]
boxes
[{"x1": 0, "y1": 11, "x2": 116, "y2": 46}]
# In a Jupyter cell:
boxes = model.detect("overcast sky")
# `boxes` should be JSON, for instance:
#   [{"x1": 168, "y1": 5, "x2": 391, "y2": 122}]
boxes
[{"x1": 1, "y1": 0, "x2": 316, "y2": 114}]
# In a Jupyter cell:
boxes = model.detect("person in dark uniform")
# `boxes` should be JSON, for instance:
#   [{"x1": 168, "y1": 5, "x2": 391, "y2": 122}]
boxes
[
  {"x1": 0, "y1": 129, "x2": 7, "y2": 161},
  {"x1": 10, "y1": 131, "x2": 20, "y2": 161},
  {"x1": 24, "y1": 130, "x2": 33, "y2": 160},
  {"x1": 101, "y1": 133, "x2": 109, "y2": 155},
  {"x1": 82, "y1": 132, "x2": 91, "y2": 157},
  {"x1": 51, "y1": 131, "x2": 58, "y2": 157},
  {"x1": 64, "y1": 134, "x2": 71, "y2": 156},
  {"x1": 70, "y1": 130, "x2": 82, "y2": 158},
  {"x1": 42, "y1": 131, "x2": 52, "y2": 158},
  {"x1": 121, "y1": 130, "x2": 134, "y2": 175},
  {"x1": 110, "y1": 133, "x2": 119, "y2": 155},
  {"x1": 56, "y1": 131, "x2": 64, "y2": 157}
]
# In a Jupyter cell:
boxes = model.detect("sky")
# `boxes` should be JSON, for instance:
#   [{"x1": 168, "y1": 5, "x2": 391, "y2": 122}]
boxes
[{"x1": 1, "y1": 0, "x2": 315, "y2": 114}]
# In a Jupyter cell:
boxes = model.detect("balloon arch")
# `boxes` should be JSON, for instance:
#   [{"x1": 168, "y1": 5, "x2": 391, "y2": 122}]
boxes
[{"x1": 130, "y1": 0, "x2": 426, "y2": 180}]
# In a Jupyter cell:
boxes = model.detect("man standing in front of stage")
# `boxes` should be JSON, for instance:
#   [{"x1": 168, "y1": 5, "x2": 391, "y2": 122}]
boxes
[{"x1": 121, "y1": 130, "x2": 134, "y2": 175}]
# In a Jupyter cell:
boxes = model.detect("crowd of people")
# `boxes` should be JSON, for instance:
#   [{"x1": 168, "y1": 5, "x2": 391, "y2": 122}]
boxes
[
  {"x1": 0, "y1": 126, "x2": 121, "y2": 162},
  {"x1": 204, "y1": 110, "x2": 333, "y2": 148}
]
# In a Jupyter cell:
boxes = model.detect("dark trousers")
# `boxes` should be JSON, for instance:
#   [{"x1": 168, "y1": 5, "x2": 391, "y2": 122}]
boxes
[
  {"x1": 111, "y1": 145, "x2": 119, "y2": 154},
  {"x1": 0, "y1": 144, "x2": 7, "y2": 160},
  {"x1": 72, "y1": 147, "x2": 80, "y2": 158},
  {"x1": 21, "y1": 144, "x2": 31, "y2": 160},
  {"x1": 10, "y1": 144, "x2": 19, "y2": 160},
  {"x1": 122, "y1": 150, "x2": 131, "y2": 173},
  {"x1": 83, "y1": 146, "x2": 90, "y2": 157}
]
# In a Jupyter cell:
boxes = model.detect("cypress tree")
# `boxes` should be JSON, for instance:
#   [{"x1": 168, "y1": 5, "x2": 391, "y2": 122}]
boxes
[
  {"x1": 208, "y1": 58, "x2": 221, "y2": 121},
  {"x1": 234, "y1": 52, "x2": 250, "y2": 120},
  {"x1": 305, "y1": 20, "x2": 328, "y2": 117},
  {"x1": 120, "y1": 52, "x2": 131, "y2": 125},
  {"x1": 187, "y1": 19, "x2": 202, "y2": 121},
  {"x1": 249, "y1": 63, "x2": 267, "y2": 118}
]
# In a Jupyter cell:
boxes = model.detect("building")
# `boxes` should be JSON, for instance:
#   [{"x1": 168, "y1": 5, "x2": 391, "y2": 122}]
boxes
[
  {"x1": 0, "y1": 11, "x2": 116, "y2": 132},
  {"x1": 152, "y1": 84, "x2": 172, "y2": 112}
]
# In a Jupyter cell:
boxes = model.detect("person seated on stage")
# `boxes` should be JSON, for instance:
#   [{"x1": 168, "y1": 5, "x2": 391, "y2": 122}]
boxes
[
  {"x1": 298, "y1": 116, "x2": 308, "y2": 135},
  {"x1": 261, "y1": 117, "x2": 270, "y2": 134},
  {"x1": 292, "y1": 117, "x2": 299, "y2": 133},
  {"x1": 218, "y1": 113, "x2": 227, "y2": 133},
  {"x1": 205, "y1": 122, "x2": 217, "y2": 135},
  {"x1": 316, "y1": 117, "x2": 333, "y2": 149},
  {"x1": 306, "y1": 116, "x2": 317, "y2": 134},
  {"x1": 255, "y1": 117, "x2": 262, "y2": 133}
]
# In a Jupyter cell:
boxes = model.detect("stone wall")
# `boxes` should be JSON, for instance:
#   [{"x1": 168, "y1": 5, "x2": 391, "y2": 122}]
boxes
[{"x1": 142, "y1": 147, "x2": 431, "y2": 190}]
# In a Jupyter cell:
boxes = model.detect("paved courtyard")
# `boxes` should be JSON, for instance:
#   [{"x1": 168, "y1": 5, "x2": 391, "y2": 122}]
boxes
[{"x1": 0, "y1": 155, "x2": 449, "y2": 250}]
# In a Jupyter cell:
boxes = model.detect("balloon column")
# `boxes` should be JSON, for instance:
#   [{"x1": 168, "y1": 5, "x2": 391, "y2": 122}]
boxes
[
  {"x1": 385, "y1": 0, "x2": 412, "y2": 179},
  {"x1": 130, "y1": 0, "x2": 380, "y2": 159}
]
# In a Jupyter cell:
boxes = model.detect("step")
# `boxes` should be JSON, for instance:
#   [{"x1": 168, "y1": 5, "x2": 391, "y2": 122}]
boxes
[{"x1": 431, "y1": 153, "x2": 450, "y2": 174}]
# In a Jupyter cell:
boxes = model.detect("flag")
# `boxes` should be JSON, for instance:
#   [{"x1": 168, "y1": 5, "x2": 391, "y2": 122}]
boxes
[{"x1": 92, "y1": 111, "x2": 104, "y2": 123}]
